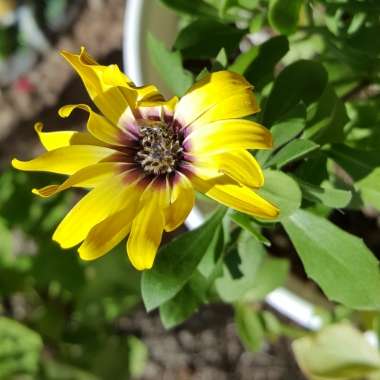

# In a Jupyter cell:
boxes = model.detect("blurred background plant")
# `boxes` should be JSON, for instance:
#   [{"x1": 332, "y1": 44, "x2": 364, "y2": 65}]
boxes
[{"x1": 1, "y1": 0, "x2": 380, "y2": 379}]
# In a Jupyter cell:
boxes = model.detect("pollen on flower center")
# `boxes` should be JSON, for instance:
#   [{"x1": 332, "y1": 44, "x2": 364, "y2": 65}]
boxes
[{"x1": 135, "y1": 121, "x2": 183, "y2": 175}]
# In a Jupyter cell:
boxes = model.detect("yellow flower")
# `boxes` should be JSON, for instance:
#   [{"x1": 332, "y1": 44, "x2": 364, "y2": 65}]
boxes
[{"x1": 12, "y1": 48, "x2": 278, "y2": 270}]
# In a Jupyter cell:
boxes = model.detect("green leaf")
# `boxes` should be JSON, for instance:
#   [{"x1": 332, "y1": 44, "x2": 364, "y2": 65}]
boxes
[
  {"x1": 0, "y1": 218, "x2": 12, "y2": 264},
  {"x1": 270, "y1": 110, "x2": 306, "y2": 148},
  {"x1": 256, "y1": 109, "x2": 305, "y2": 165},
  {"x1": 174, "y1": 19, "x2": 245, "y2": 59},
  {"x1": 282, "y1": 209, "x2": 380, "y2": 310},
  {"x1": 267, "y1": 139, "x2": 320, "y2": 169},
  {"x1": 357, "y1": 168, "x2": 380, "y2": 211},
  {"x1": 234, "y1": 303, "x2": 264, "y2": 352},
  {"x1": 245, "y1": 35, "x2": 289, "y2": 90},
  {"x1": 0, "y1": 318, "x2": 42, "y2": 379},
  {"x1": 228, "y1": 46, "x2": 259, "y2": 75},
  {"x1": 268, "y1": 0, "x2": 303, "y2": 35},
  {"x1": 296, "y1": 178, "x2": 352, "y2": 208},
  {"x1": 216, "y1": 231, "x2": 288, "y2": 302},
  {"x1": 346, "y1": 98, "x2": 380, "y2": 151},
  {"x1": 230, "y1": 211, "x2": 270, "y2": 246},
  {"x1": 41, "y1": 360, "x2": 100, "y2": 380},
  {"x1": 238, "y1": 0, "x2": 259, "y2": 9},
  {"x1": 159, "y1": 273, "x2": 206, "y2": 328},
  {"x1": 327, "y1": 144, "x2": 380, "y2": 181},
  {"x1": 92, "y1": 336, "x2": 144, "y2": 379},
  {"x1": 263, "y1": 60, "x2": 328, "y2": 126},
  {"x1": 296, "y1": 154, "x2": 328, "y2": 185},
  {"x1": 257, "y1": 170, "x2": 302, "y2": 221},
  {"x1": 305, "y1": 85, "x2": 348, "y2": 145},
  {"x1": 147, "y1": 33, "x2": 193, "y2": 96},
  {"x1": 249, "y1": 13, "x2": 265, "y2": 33},
  {"x1": 293, "y1": 323, "x2": 380, "y2": 379},
  {"x1": 127, "y1": 336, "x2": 148, "y2": 378},
  {"x1": 142, "y1": 207, "x2": 226, "y2": 311},
  {"x1": 212, "y1": 48, "x2": 228, "y2": 70},
  {"x1": 159, "y1": 0, "x2": 219, "y2": 18}
]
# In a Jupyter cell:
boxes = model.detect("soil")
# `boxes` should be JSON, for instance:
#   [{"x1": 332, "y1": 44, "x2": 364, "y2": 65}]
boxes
[{"x1": 120, "y1": 306, "x2": 307, "y2": 380}]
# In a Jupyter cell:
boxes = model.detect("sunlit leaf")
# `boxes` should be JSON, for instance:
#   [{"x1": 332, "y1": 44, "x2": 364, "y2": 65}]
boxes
[
  {"x1": 257, "y1": 170, "x2": 302, "y2": 221},
  {"x1": 293, "y1": 323, "x2": 380, "y2": 379},
  {"x1": 230, "y1": 211, "x2": 271, "y2": 246},
  {"x1": 283, "y1": 209, "x2": 380, "y2": 310},
  {"x1": 234, "y1": 303, "x2": 264, "y2": 352},
  {"x1": 147, "y1": 33, "x2": 193, "y2": 96},
  {"x1": 296, "y1": 178, "x2": 352, "y2": 208},
  {"x1": 267, "y1": 139, "x2": 320, "y2": 169},
  {"x1": 216, "y1": 231, "x2": 288, "y2": 302}
]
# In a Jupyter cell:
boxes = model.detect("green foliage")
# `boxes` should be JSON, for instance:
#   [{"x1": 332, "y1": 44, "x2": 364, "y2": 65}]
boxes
[
  {"x1": 159, "y1": 0, "x2": 219, "y2": 19},
  {"x1": 257, "y1": 170, "x2": 302, "y2": 221},
  {"x1": 174, "y1": 19, "x2": 245, "y2": 59},
  {"x1": 283, "y1": 209, "x2": 380, "y2": 310},
  {"x1": 159, "y1": 274, "x2": 205, "y2": 329},
  {"x1": 142, "y1": 207, "x2": 226, "y2": 311},
  {"x1": 293, "y1": 323, "x2": 380, "y2": 379},
  {"x1": 0, "y1": 318, "x2": 42, "y2": 378},
  {"x1": 262, "y1": 60, "x2": 328, "y2": 126},
  {"x1": 147, "y1": 33, "x2": 193, "y2": 96},
  {"x1": 234, "y1": 303, "x2": 264, "y2": 352},
  {"x1": 296, "y1": 178, "x2": 352, "y2": 208},
  {"x1": 266, "y1": 139, "x2": 320, "y2": 169},
  {"x1": 268, "y1": 0, "x2": 303, "y2": 35},
  {"x1": 215, "y1": 231, "x2": 288, "y2": 302},
  {"x1": 243, "y1": 36, "x2": 289, "y2": 90}
]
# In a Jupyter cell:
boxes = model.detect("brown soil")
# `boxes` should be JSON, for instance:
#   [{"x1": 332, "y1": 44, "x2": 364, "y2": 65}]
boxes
[{"x1": 120, "y1": 306, "x2": 307, "y2": 380}]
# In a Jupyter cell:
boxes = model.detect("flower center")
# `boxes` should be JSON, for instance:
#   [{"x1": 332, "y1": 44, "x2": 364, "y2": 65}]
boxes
[{"x1": 135, "y1": 121, "x2": 183, "y2": 175}]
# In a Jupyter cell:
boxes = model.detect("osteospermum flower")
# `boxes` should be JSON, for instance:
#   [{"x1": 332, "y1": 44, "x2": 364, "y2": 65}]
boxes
[{"x1": 12, "y1": 48, "x2": 278, "y2": 270}]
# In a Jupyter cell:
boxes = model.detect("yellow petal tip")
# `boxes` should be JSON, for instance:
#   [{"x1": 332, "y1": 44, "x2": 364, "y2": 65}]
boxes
[
  {"x1": 34, "y1": 122, "x2": 44, "y2": 133},
  {"x1": 11, "y1": 158, "x2": 23, "y2": 170}
]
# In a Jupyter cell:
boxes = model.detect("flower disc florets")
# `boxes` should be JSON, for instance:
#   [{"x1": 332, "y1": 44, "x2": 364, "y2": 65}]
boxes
[{"x1": 135, "y1": 121, "x2": 183, "y2": 175}]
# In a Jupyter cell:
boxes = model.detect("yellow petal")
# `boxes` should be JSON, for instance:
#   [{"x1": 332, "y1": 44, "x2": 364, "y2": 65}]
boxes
[
  {"x1": 193, "y1": 175, "x2": 279, "y2": 219},
  {"x1": 192, "y1": 88, "x2": 260, "y2": 128},
  {"x1": 137, "y1": 96, "x2": 178, "y2": 121},
  {"x1": 127, "y1": 185, "x2": 167, "y2": 270},
  {"x1": 185, "y1": 119, "x2": 272, "y2": 155},
  {"x1": 195, "y1": 150, "x2": 264, "y2": 188},
  {"x1": 35, "y1": 122, "x2": 103, "y2": 151},
  {"x1": 12, "y1": 145, "x2": 118, "y2": 175},
  {"x1": 78, "y1": 186, "x2": 141, "y2": 260},
  {"x1": 53, "y1": 174, "x2": 139, "y2": 249},
  {"x1": 59, "y1": 104, "x2": 123, "y2": 146},
  {"x1": 32, "y1": 162, "x2": 119, "y2": 197},
  {"x1": 174, "y1": 71, "x2": 253, "y2": 127},
  {"x1": 165, "y1": 173, "x2": 194, "y2": 232},
  {"x1": 60, "y1": 48, "x2": 131, "y2": 124},
  {"x1": 61, "y1": 48, "x2": 162, "y2": 124}
]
